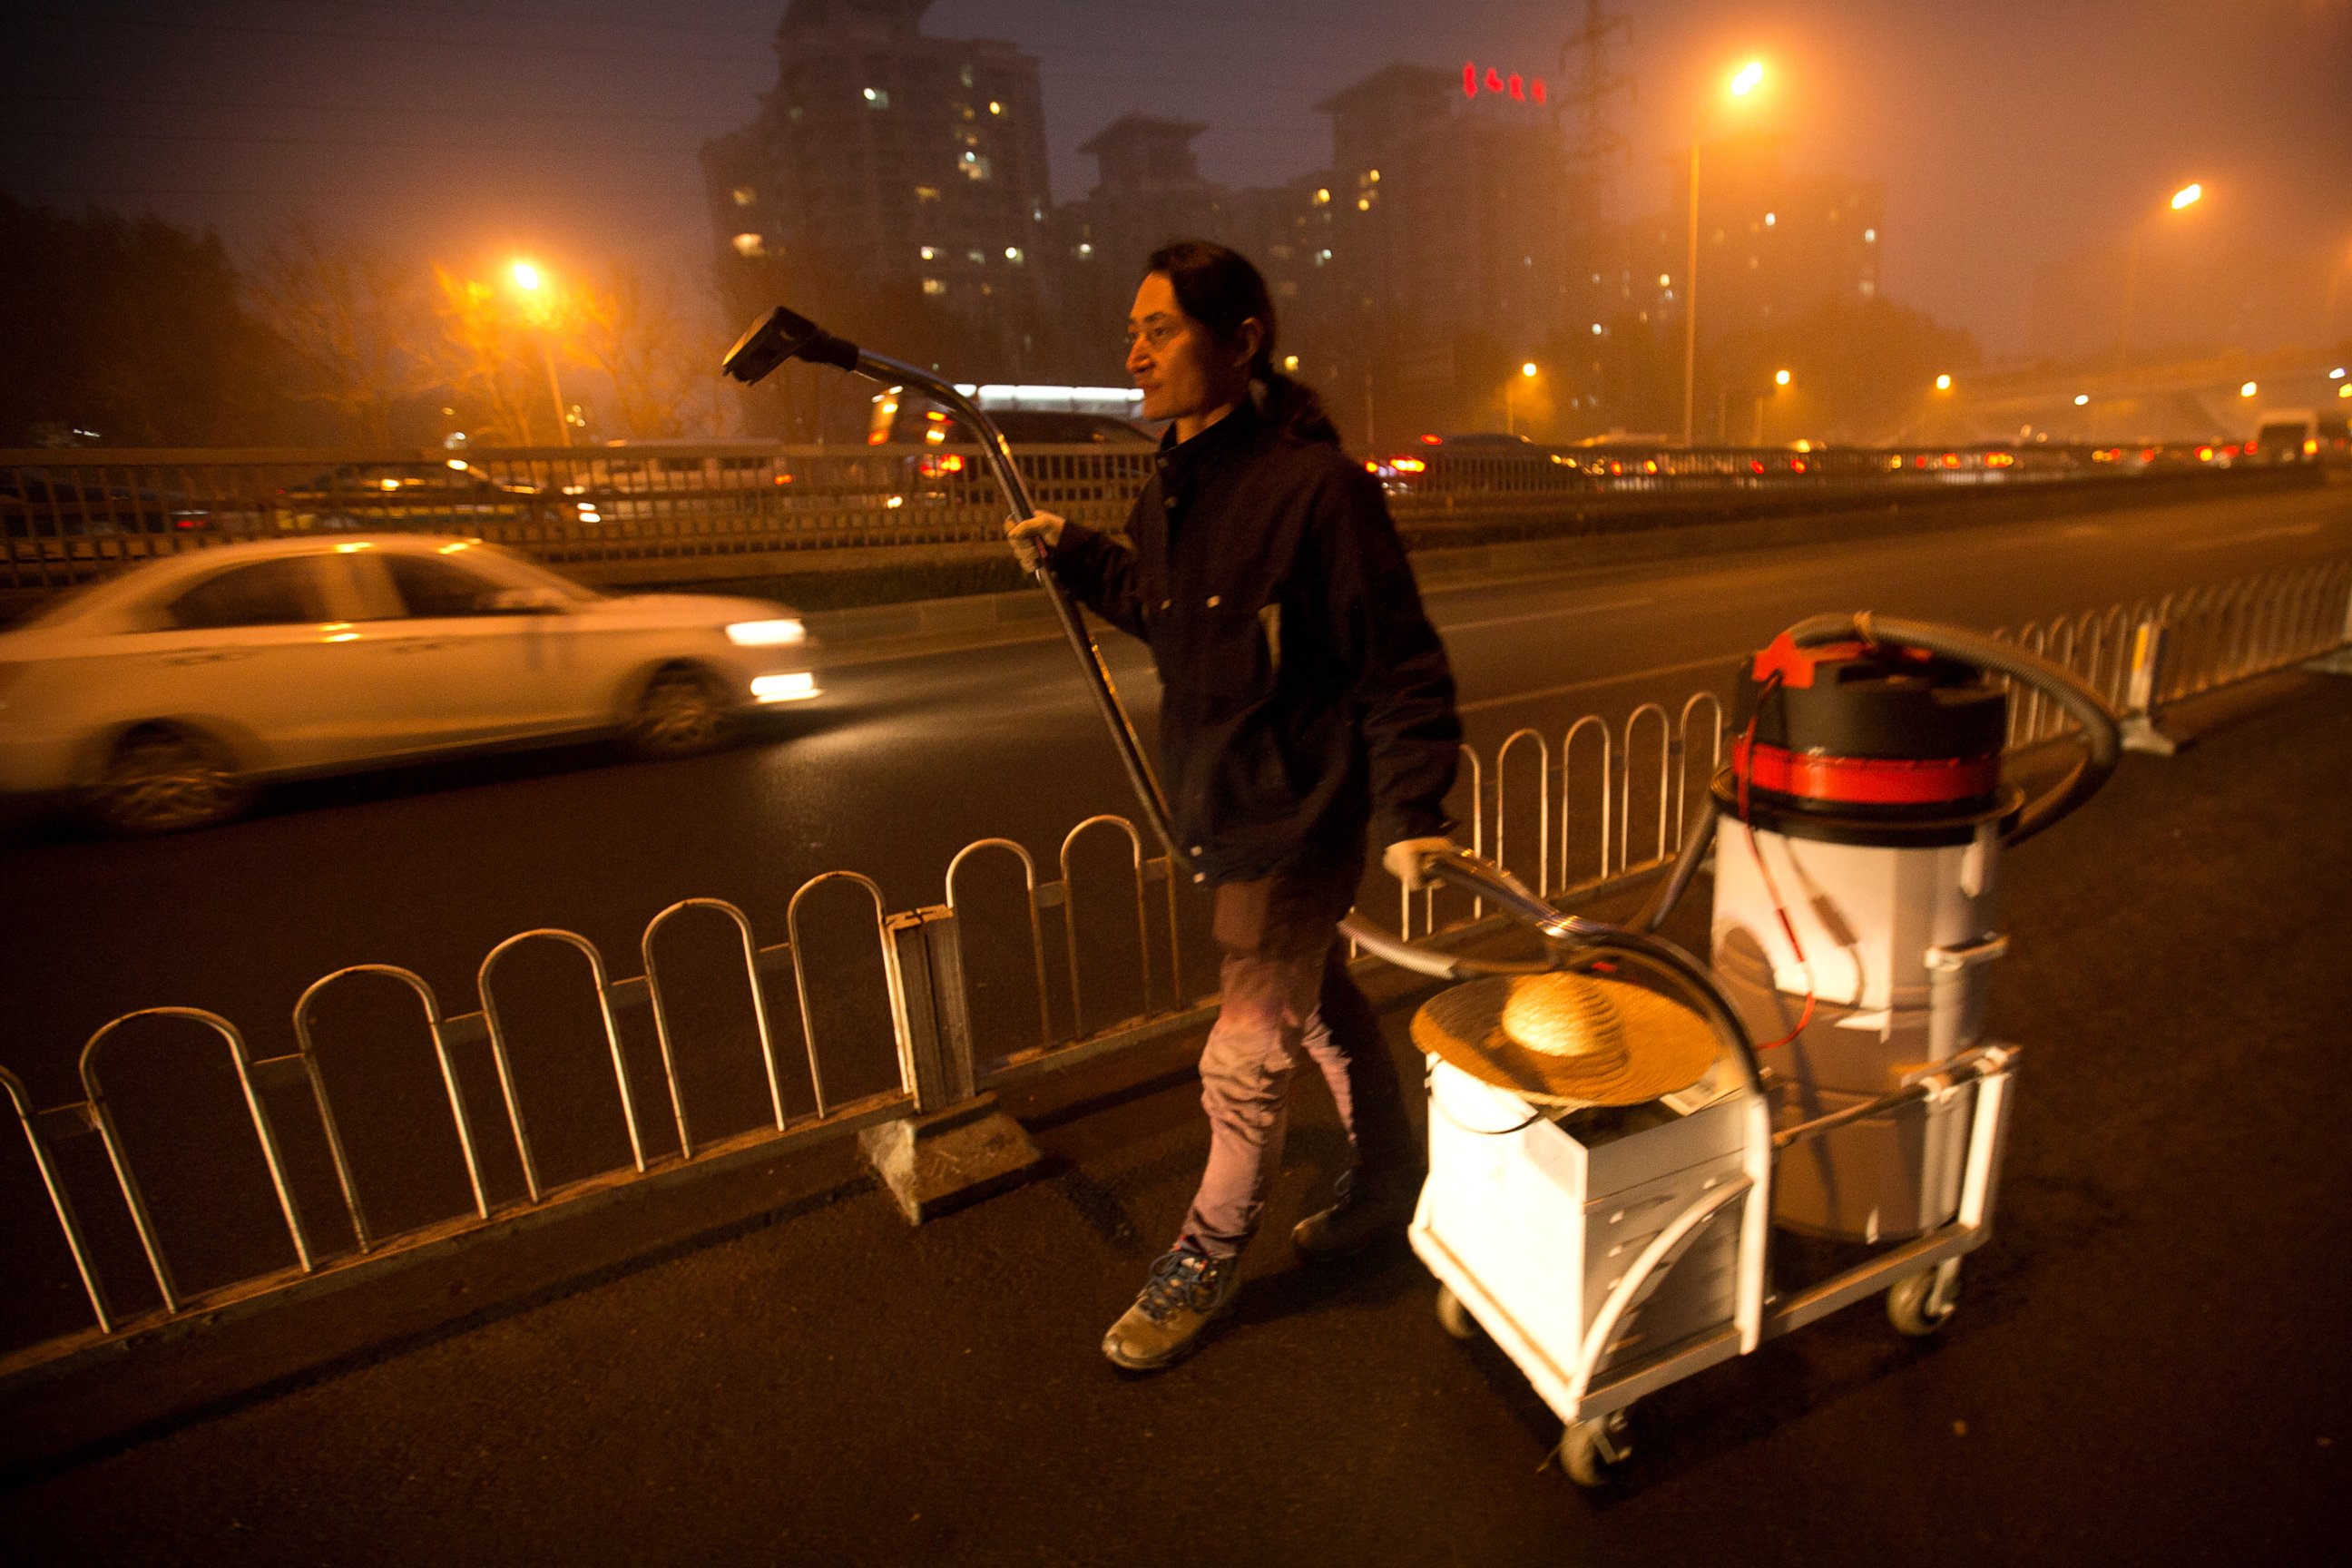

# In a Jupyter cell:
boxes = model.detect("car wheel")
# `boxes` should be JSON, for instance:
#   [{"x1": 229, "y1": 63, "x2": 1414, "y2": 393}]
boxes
[
  {"x1": 87, "y1": 723, "x2": 252, "y2": 835},
  {"x1": 624, "y1": 664, "x2": 730, "y2": 758}
]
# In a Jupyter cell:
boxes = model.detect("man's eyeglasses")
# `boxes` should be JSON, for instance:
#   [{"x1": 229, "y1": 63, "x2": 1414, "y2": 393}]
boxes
[{"x1": 1122, "y1": 318, "x2": 1183, "y2": 355}]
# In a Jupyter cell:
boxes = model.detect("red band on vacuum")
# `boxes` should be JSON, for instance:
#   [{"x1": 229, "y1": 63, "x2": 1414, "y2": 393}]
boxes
[{"x1": 1733, "y1": 739, "x2": 2001, "y2": 805}]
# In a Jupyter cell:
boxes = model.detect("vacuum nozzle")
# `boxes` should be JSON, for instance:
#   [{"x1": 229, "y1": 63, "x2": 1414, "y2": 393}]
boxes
[{"x1": 720, "y1": 306, "x2": 862, "y2": 385}]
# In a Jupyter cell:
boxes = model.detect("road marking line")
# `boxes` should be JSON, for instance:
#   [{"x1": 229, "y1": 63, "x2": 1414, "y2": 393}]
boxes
[
  {"x1": 2171, "y1": 522, "x2": 2321, "y2": 552},
  {"x1": 1458, "y1": 652, "x2": 1742, "y2": 715},
  {"x1": 1441, "y1": 596, "x2": 1655, "y2": 633}
]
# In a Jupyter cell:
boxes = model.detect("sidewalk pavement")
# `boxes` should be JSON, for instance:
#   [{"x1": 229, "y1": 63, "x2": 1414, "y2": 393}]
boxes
[{"x1": 3, "y1": 673, "x2": 2347, "y2": 1567}]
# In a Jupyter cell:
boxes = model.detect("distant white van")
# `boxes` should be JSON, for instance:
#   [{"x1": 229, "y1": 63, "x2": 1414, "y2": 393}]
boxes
[{"x1": 2248, "y1": 410, "x2": 2317, "y2": 464}]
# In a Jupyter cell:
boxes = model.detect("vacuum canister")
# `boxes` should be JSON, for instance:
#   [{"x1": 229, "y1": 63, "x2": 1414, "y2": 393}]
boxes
[{"x1": 1710, "y1": 632, "x2": 2019, "y2": 1241}]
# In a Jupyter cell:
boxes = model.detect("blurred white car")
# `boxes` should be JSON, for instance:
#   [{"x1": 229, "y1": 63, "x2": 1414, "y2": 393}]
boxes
[{"x1": 0, "y1": 535, "x2": 822, "y2": 832}]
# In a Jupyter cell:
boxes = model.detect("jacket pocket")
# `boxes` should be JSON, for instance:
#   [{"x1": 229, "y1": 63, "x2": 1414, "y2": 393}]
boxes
[{"x1": 1179, "y1": 602, "x2": 1277, "y2": 723}]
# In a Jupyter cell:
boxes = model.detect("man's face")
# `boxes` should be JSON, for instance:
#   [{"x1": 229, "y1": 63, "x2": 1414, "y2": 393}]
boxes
[{"x1": 1125, "y1": 272, "x2": 1226, "y2": 426}]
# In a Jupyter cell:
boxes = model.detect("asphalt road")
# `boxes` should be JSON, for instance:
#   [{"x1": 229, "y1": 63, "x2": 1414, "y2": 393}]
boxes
[
  {"x1": 2, "y1": 668, "x2": 2344, "y2": 1566},
  {"x1": 2, "y1": 480, "x2": 2346, "y2": 1111}
]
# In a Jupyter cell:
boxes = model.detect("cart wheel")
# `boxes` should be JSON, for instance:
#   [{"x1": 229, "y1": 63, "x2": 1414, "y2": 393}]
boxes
[
  {"x1": 1886, "y1": 1268, "x2": 1957, "y2": 1338},
  {"x1": 1435, "y1": 1285, "x2": 1480, "y2": 1342},
  {"x1": 1559, "y1": 1411, "x2": 1631, "y2": 1488}
]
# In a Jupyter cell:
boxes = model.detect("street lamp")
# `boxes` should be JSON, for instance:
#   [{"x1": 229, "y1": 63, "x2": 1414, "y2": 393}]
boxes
[
  {"x1": 2113, "y1": 181, "x2": 2204, "y2": 378},
  {"x1": 1507, "y1": 361, "x2": 1539, "y2": 436},
  {"x1": 1935, "y1": 373, "x2": 1954, "y2": 393},
  {"x1": 509, "y1": 258, "x2": 573, "y2": 447},
  {"x1": 1683, "y1": 58, "x2": 1769, "y2": 447},
  {"x1": 1754, "y1": 368, "x2": 1790, "y2": 446}
]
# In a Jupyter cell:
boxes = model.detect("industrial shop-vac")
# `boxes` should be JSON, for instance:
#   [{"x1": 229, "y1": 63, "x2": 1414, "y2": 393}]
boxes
[
  {"x1": 1397, "y1": 612, "x2": 2119, "y2": 1484},
  {"x1": 718, "y1": 304, "x2": 2123, "y2": 1488}
]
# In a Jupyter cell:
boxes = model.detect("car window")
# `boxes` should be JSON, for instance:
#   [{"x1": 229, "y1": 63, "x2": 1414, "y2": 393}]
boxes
[
  {"x1": 164, "y1": 558, "x2": 323, "y2": 630},
  {"x1": 383, "y1": 554, "x2": 515, "y2": 617}
]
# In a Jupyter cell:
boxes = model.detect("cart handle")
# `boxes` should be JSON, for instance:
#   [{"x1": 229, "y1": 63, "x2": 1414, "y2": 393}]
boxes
[{"x1": 1772, "y1": 1044, "x2": 2015, "y2": 1151}]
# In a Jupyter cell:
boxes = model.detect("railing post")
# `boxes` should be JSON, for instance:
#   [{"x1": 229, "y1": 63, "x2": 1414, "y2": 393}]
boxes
[
  {"x1": 2120, "y1": 618, "x2": 2185, "y2": 756},
  {"x1": 861, "y1": 905, "x2": 1043, "y2": 1225},
  {"x1": 885, "y1": 906, "x2": 977, "y2": 1112},
  {"x1": 2302, "y1": 576, "x2": 2352, "y2": 676}
]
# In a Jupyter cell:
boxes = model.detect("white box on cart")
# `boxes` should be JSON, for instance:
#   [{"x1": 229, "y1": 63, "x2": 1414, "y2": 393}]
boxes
[{"x1": 1410, "y1": 1061, "x2": 1752, "y2": 1415}]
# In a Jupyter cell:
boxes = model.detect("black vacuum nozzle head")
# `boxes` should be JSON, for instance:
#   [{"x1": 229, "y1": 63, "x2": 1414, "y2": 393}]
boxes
[{"x1": 720, "y1": 306, "x2": 862, "y2": 385}]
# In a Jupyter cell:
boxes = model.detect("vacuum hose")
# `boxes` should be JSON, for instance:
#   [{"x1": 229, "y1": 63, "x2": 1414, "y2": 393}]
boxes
[
  {"x1": 1634, "y1": 798, "x2": 1719, "y2": 934},
  {"x1": 1780, "y1": 612, "x2": 2122, "y2": 847}
]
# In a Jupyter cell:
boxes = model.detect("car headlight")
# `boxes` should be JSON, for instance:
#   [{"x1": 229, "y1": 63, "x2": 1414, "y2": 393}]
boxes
[{"x1": 727, "y1": 618, "x2": 806, "y2": 647}]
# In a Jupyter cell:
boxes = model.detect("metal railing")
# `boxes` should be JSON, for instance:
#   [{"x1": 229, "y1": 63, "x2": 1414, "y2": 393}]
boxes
[
  {"x1": 0, "y1": 681, "x2": 1727, "y2": 1376},
  {"x1": 4, "y1": 440, "x2": 2305, "y2": 594},
  {"x1": 6, "y1": 557, "x2": 2347, "y2": 1381},
  {"x1": 1990, "y1": 555, "x2": 2352, "y2": 749}
]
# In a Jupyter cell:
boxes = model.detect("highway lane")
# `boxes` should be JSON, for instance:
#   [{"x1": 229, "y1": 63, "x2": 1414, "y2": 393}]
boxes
[{"x1": 1, "y1": 479, "x2": 2347, "y2": 1116}]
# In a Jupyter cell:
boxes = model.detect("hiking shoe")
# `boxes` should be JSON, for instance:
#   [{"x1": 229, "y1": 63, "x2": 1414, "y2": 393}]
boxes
[
  {"x1": 1291, "y1": 1167, "x2": 1416, "y2": 1263},
  {"x1": 1101, "y1": 1246, "x2": 1240, "y2": 1371}
]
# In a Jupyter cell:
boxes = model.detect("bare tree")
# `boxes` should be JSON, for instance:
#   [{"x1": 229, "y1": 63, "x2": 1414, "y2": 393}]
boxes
[
  {"x1": 248, "y1": 222, "x2": 426, "y2": 446},
  {"x1": 426, "y1": 265, "x2": 552, "y2": 446},
  {"x1": 567, "y1": 263, "x2": 725, "y2": 440}
]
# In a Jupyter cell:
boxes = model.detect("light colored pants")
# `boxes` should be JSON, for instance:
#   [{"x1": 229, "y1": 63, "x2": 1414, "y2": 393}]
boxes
[{"x1": 1177, "y1": 854, "x2": 1416, "y2": 1259}]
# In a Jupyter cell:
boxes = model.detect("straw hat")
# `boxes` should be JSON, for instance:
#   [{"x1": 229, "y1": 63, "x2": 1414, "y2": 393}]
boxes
[{"x1": 1411, "y1": 971, "x2": 1719, "y2": 1108}]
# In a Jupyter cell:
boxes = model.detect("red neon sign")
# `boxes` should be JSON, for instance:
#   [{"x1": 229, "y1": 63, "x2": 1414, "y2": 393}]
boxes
[{"x1": 1464, "y1": 61, "x2": 1548, "y2": 104}]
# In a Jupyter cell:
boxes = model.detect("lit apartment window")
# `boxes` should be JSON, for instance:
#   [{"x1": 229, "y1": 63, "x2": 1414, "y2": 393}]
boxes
[
  {"x1": 1076, "y1": 242, "x2": 1093, "y2": 258},
  {"x1": 1865, "y1": 228, "x2": 1877, "y2": 243},
  {"x1": 989, "y1": 101, "x2": 1004, "y2": 115},
  {"x1": 731, "y1": 186, "x2": 757, "y2": 207},
  {"x1": 923, "y1": 278, "x2": 946, "y2": 296},
  {"x1": 731, "y1": 232, "x2": 766, "y2": 258},
  {"x1": 862, "y1": 87, "x2": 890, "y2": 109},
  {"x1": 1004, "y1": 247, "x2": 1024, "y2": 264},
  {"x1": 920, "y1": 246, "x2": 938, "y2": 260},
  {"x1": 967, "y1": 249, "x2": 985, "y2": 264},
  {"x1": 915, "y1": 186, "x2": 941, "y2": 203},
  {"x1": 960, "y1": 152, "x2": 991, "y2": 181}
]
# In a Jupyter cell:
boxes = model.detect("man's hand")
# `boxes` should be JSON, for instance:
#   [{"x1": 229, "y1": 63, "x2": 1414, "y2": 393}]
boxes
[
  {"x1": 1004, "y1": 510, "x2": 1066, "y2": 572},
  {"x1": 1384, "y1": 836, "x2": 1457, "y2": 893}
]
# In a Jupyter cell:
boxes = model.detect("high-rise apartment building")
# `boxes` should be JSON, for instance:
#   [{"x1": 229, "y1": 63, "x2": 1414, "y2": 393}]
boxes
[
  {"x1": 702, "y1": 0, "x2": 1056, "y2": 417},
  {"x1": 1306, "y1": 64, "x2": 1575, "y2": 443}
]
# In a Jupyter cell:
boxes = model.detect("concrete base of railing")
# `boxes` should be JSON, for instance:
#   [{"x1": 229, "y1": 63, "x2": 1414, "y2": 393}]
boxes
[
  {"x1": 2121, "y1": 714, "x2": 2188, "y2": 755},
  {"x1": 859, "y1": 1093, "x2": 1045, "y2": 1224},
  {"x1": 2301, "y1": 647, "x2": 2352, "y2": 675}
]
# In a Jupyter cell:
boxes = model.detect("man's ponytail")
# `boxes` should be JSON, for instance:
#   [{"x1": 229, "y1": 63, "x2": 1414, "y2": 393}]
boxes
[
  {"x1": 1147, "y1": 240, "x2": 1343, "y2": 448},
  {"x1": 1252, "y1": 366, "x2": 1342, "y2": 447}
]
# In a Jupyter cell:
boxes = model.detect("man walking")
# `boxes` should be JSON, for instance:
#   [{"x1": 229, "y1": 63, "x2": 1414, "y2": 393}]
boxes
[{"x1": 1008, "y1": 241, "x2": 1461, "y2": 1370}]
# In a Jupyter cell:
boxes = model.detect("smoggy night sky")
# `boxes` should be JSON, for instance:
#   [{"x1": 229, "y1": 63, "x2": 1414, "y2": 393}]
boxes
[{"x1": 7, "y1": 0, "x2": 2351, "y2": 356}]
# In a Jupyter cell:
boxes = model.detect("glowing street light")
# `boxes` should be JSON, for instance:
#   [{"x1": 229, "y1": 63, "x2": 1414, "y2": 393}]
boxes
[
  {"x1": 2116, "y1": 180, "x2": 2207, "y2": 376},
  {"x1": 2073, "y1": 394, "x2": 2091, "y2": 406},
  {"x1": 1754, "y1": 367, "x2": 1792, "y2": 444},
  {"x1": 1507, "y1": 361, "x2": 1540, "y2": 435},
  {"x1": 506, "y1": 257, "x2": 572, "y2": 447},
  {"x1": 1935, "y1": 373, "x2": 1954, "y2": 392},
  {"x1": 2239, "y1": 381, "x2": 2259, "y2": 397},
  {"x1": 1683, "y1": 58, "x2": 1770, "y2": 446}
]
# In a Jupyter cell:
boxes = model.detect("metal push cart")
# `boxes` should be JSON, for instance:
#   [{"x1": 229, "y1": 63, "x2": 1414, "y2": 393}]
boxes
[{"x1": 1372, "y1": 857, "x2": 2024, "y2": 1485}]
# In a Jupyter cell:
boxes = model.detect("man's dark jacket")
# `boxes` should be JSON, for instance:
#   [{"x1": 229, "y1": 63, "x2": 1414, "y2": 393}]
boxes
[{"x1": 1045, "y1": 399, "x2": 1461, "y2": 884}]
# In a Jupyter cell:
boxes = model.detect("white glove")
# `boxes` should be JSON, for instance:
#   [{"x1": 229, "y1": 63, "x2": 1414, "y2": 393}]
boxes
[
  {"x1": 1384, "y1": 836, "x2": 1457, "y2": 893},
  {"x1": 1004, "y1": 510, "x2": 1066, "y2": 571}
]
